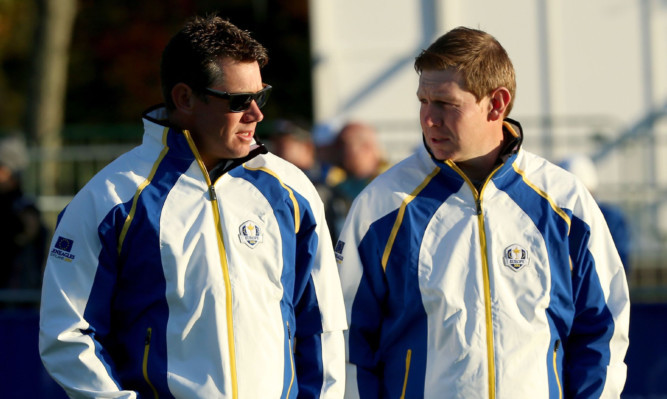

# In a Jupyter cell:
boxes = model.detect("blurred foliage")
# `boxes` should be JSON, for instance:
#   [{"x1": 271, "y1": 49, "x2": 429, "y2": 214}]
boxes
[
  {"x1": 0, "y1": 0, "x2": 312, "y2": 141},
  {"x1": 0, "y1": 0, "x2": 37, "y2": 129}
]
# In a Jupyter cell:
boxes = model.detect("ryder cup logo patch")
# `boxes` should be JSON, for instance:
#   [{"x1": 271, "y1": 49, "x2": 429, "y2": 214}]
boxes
[
  {"x1": 238, "y1": 220, "x2": 263, "y2": 248},
  {"x1": 503, "y1": 244, "x2": 530, "y2": 272}
]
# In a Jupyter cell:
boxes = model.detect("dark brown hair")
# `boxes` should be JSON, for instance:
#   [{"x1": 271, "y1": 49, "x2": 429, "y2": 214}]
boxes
[{"x1": 160, "y1": 14, "x2": 269, "y2": 110}]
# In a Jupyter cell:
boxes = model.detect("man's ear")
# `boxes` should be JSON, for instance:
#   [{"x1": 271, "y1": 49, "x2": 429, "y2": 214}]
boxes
[
  {"x1": 488, "y1": 87, "x2": 511, "y2": 121},
  {"x1": 171, "y1": 83, "x2": 195, "y2": 114}
]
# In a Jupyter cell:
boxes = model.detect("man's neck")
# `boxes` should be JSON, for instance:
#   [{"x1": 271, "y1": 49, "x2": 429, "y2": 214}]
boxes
[
  {"x1": 457, "y1": 133, "x2": 506, "y2": 183},
  {"x1": 455, "y1": 123, "x2": 521, "y2": 183}
]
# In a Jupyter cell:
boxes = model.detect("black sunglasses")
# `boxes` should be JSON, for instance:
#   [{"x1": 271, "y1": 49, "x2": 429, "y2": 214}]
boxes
[{"x1": 204, "y1": 84, "x2": 272, "y2": 113}]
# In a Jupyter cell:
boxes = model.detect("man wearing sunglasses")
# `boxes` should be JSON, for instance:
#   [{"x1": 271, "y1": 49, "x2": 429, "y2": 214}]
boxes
[{"x1": 39, "y1": 15, "x2": 347, "y2": 399}]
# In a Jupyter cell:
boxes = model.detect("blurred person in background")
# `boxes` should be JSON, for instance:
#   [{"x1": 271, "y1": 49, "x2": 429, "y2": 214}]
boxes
[
  {"x1": 39, "y1": 14, "x2": 346, "y2": 398},
  {"x1": 0, "y1": 134, "x2": 48, "y2": 299},
  {"x1": 269, "y1": 118, "x2": 346, "y2": 200},
  {"x1": 327, "y1": 121, "x2": 388, "y2": 240},
  {"x1": 559, "y1": 155, "x2": 632, "y2": 274},
  {"x1": 269, "y1": 119, "x2": 315, "y2": 173},
  {"x1": 336, "y1": 26, "x2": 629, "y2": 398},
  {"x1": 269, "y1": 118, "x2": 346, "y2": 242}
]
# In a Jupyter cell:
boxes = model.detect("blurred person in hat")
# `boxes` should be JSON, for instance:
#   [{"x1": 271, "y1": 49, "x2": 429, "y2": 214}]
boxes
[
  {"x1": 269, "y1": 118, "x2": 346, "y2": 241},
  {"x1": 0, "y1": 134, "x2": 48, "y2": 298},
  {"x1": 269, "y1": 118, "x2": 345, "y2": 188}
]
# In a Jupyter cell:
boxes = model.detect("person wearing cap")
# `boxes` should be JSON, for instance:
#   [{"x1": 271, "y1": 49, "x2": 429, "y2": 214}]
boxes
[
  {"x1": 39, "y1": 15, "x2": 346, "y2": 398},
  {"x1": 268, "y1": 118, "x2": 345, "y2": 189},
  {"x1": 269, "y1": 119, "x2": 346, "y2": 241},
  {"x1": 336, "y1": 26, "x2": 629, "y2": 398},
  {"x1": 0, "y1": 135, "x2": 48, "y2": 297}
]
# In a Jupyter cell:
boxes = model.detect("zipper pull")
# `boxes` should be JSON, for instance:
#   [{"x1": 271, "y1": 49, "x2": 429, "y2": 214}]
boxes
[
  {"x1": 209, "y1": 185, "x2": 217, "y2": 201},
  {"x1": 475, "y1": 198, "x2": 482, "y2": 215}
]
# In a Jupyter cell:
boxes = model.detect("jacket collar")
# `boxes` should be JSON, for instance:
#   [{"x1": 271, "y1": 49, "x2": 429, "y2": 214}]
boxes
[
  {"x1": 141, "y1": 105, "x2": 268, "y2": 180},
  {"x1": 498, "y1": 118, "x2": 523, "y2": 162},
  {"x1": 421, "y1": 118, "x2": 524, "y2": 185},
  {"x1": 422, "y1": 118, "x2": 523, "y2": 163}
]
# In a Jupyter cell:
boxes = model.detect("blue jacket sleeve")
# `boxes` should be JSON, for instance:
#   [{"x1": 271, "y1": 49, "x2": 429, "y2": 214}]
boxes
[
  {"x1": 292, "y1": 197, "x2": 347, "y2": 398},
  {"x1": 337, "y1": 203, "x2": 389, "y2": 399},
  {"x1": 564, "y1": 211, "x2": 630, "y2": 398}
]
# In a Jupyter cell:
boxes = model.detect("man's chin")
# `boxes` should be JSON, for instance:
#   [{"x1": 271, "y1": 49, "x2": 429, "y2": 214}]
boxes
[
  {"x1": 429, "y1": 148, "x2": 453, "y2": 162},
  {"x1": 233, "y1": 148, "x2": 252, "y2": 159}
]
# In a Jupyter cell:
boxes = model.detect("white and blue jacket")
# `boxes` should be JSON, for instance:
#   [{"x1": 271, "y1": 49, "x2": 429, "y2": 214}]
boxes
[
  {"x1": 336, "y1": 120, "x2": 629, "y2": 398},
  {"x1": 39, "y1": 107, "x2": 347, "y2": 399}
]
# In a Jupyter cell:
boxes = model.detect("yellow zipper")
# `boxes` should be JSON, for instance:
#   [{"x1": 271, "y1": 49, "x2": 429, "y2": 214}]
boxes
[
  {"x1": 400, "y1": 349, "x2": 412, "y2": 399},
  {"x1": 183, "y1": 130, "x2": 239, "y2": 399},
  {"x1": 286, "y1": 321, "x2": 295, "y2": 397},
  {"x1": 553, "y1": 340, "x2": 563, "y2": 399},
  {"x1": 446, "y1": 160, "x2": 504, "y2": 399},
  {"x1": 143, "y1": 328, "x2": 159, "y2": 399}
]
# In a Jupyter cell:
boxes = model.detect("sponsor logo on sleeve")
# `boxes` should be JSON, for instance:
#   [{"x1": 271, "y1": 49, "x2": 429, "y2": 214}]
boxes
[{"x1": 50, "y1": 236, "x2": 76, "y2": 262}]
